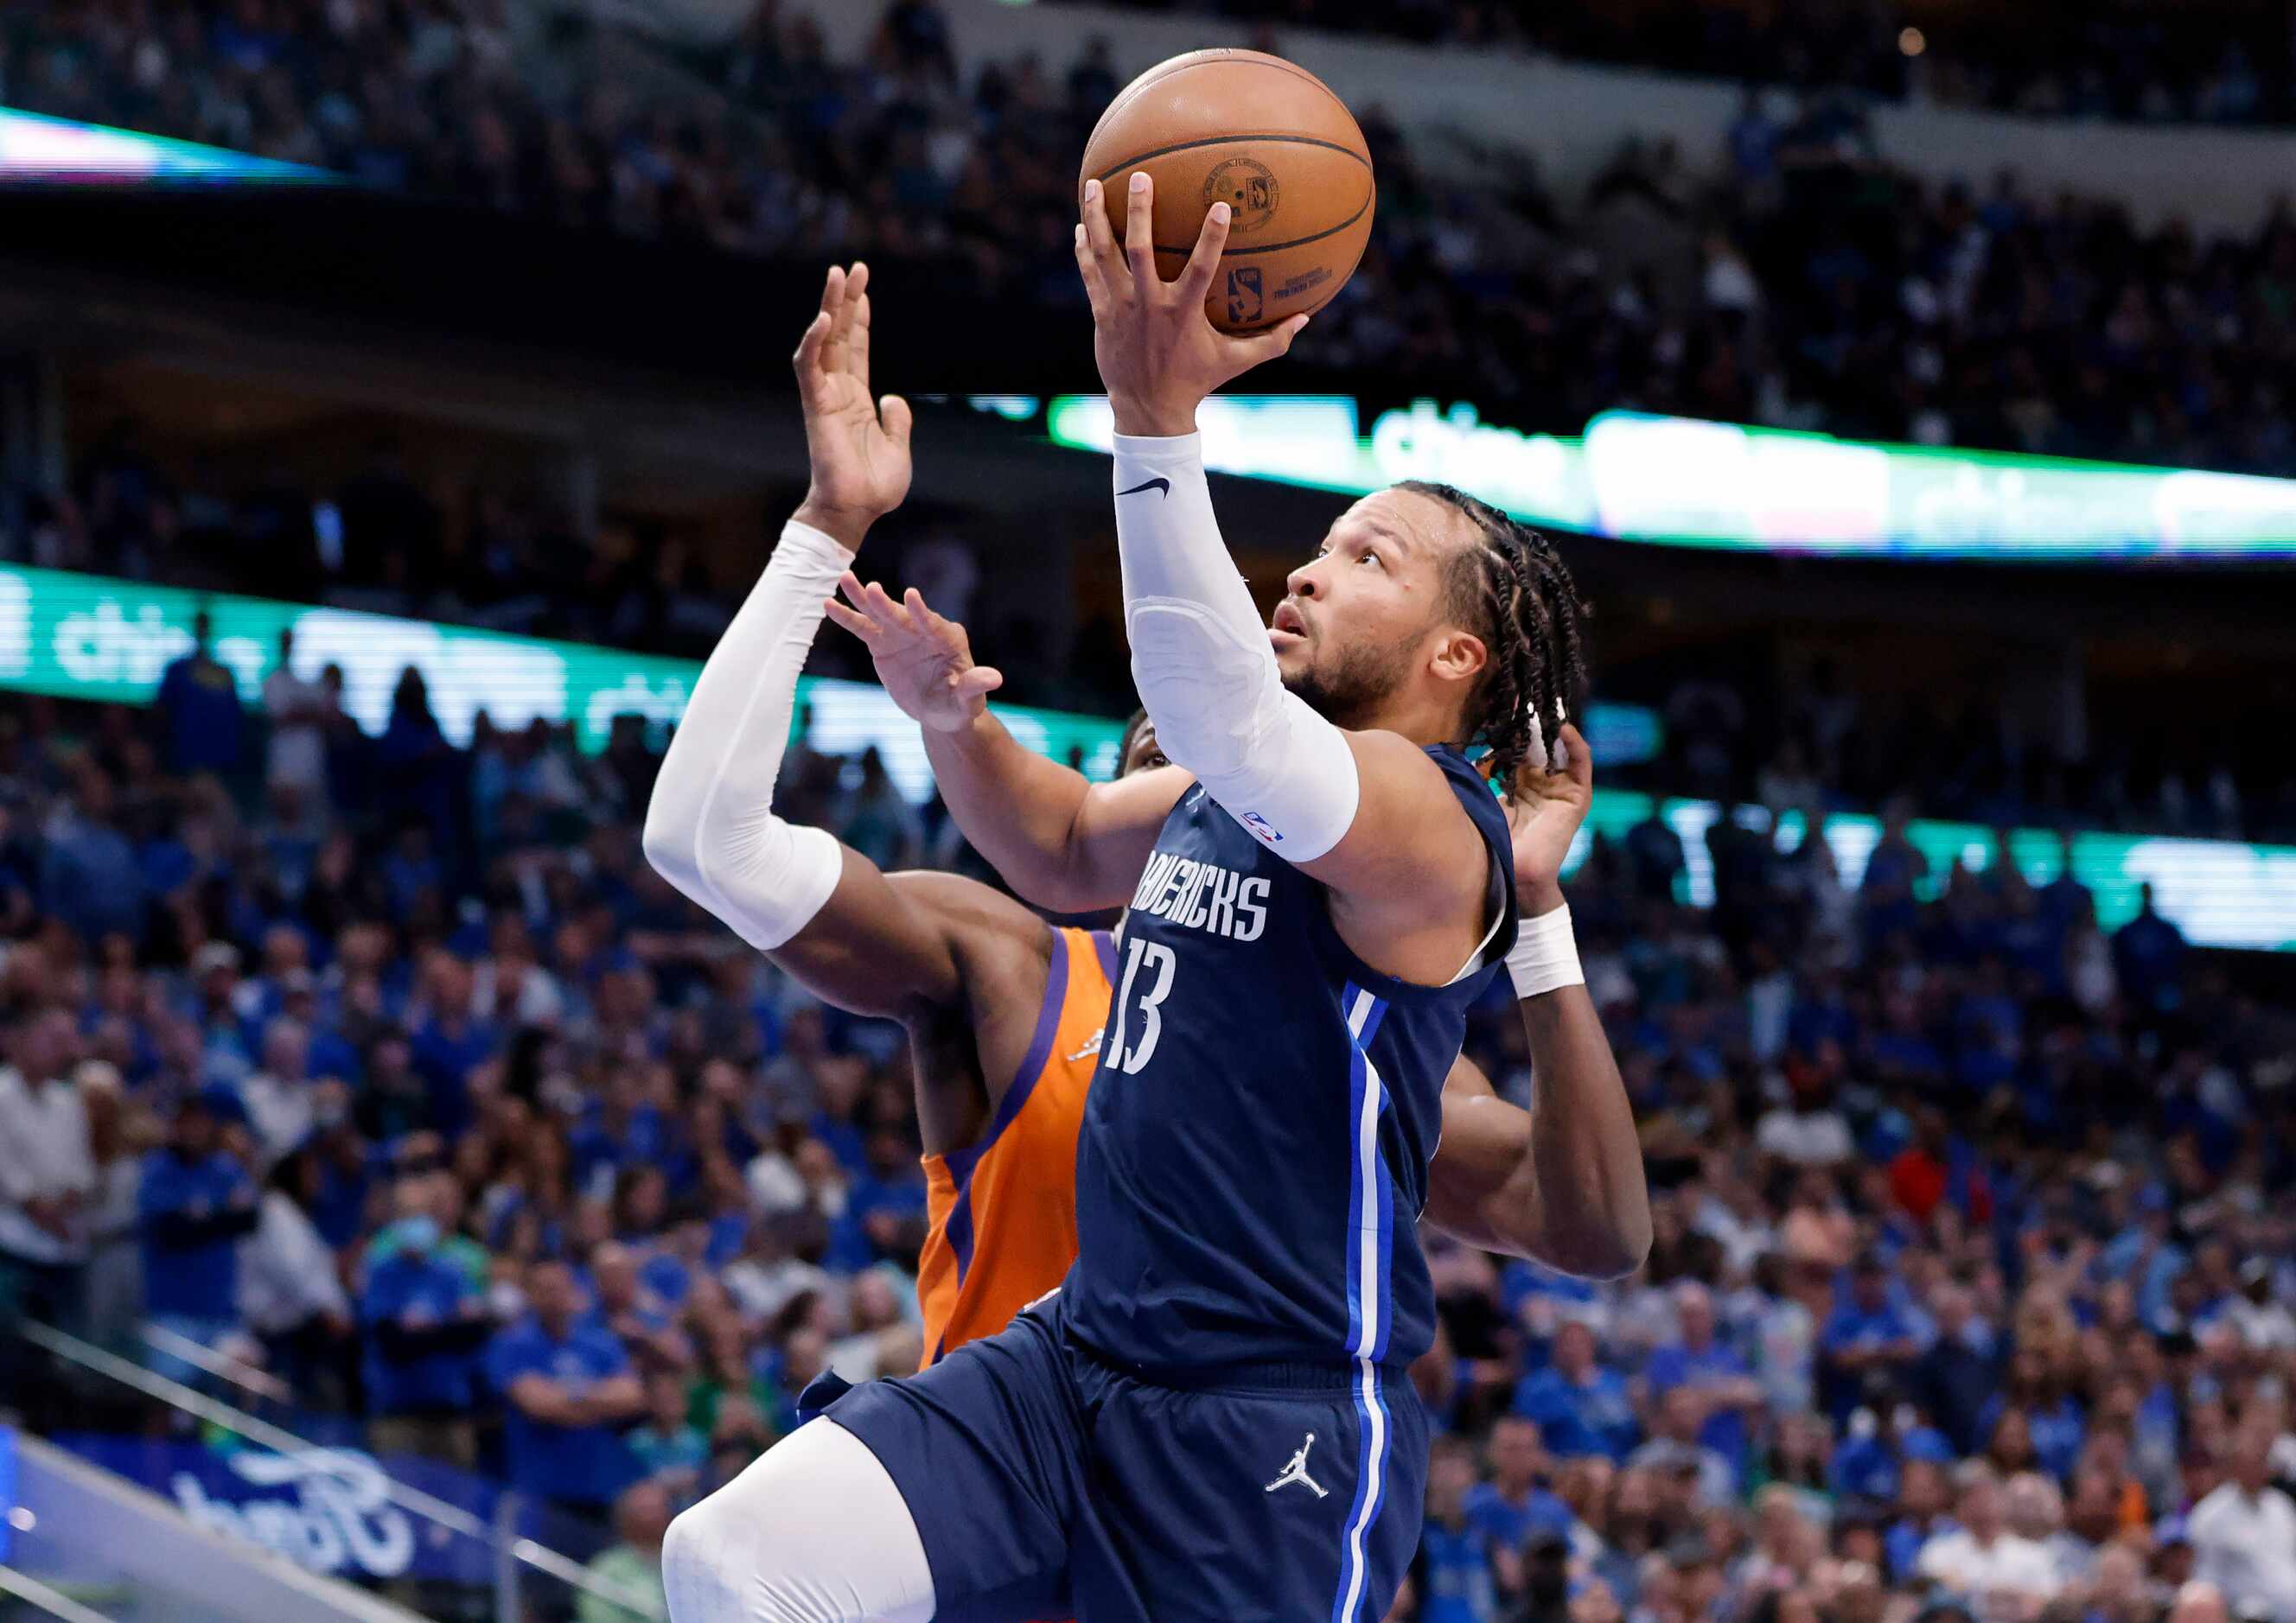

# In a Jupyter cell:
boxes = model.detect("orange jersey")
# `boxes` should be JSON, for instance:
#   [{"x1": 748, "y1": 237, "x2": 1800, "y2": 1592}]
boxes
[{"x1": 915, "y1": 926, "x2": 1116, "y2": 1366}]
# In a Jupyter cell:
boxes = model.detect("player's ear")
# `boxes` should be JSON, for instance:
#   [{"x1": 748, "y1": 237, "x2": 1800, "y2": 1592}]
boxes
[{"x1": 1428, "y1": 627, "x2": 1488, "y2": 689}]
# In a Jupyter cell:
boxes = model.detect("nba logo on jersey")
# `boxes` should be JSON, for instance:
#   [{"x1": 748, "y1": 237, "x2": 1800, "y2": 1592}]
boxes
[{"x1": 1239, "y1": 810, "x2": 1283, "y2": 844}]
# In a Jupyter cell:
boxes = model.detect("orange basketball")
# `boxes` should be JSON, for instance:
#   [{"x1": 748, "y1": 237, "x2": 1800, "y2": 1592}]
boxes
[{"x1": 1080, "y1": 48, "x2": 1375, "y2": 334}]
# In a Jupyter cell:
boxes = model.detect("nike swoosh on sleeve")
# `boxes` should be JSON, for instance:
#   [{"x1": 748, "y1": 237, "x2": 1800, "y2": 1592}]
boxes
[{"x1": 1117, "y1": 478, "x2": 1170, "y2": 499}]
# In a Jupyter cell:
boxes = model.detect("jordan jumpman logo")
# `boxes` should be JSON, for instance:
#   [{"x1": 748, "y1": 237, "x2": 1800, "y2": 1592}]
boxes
[{"x1": 1264, "y1": 1432, "x2": 1329, "y2": 1499}]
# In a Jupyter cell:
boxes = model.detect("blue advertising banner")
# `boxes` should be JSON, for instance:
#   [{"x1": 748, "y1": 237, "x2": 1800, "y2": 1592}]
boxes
[
  {"x1": 50, "y1": 1434, "x2": 504, "y2": 1586},
  {"x1": 0, "y1": 1424, "x2": 16, "y2": 1564}
]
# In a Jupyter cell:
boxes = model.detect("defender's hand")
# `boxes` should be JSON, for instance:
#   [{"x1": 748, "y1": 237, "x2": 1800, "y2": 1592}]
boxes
[
  {"x1": 792, "y1": 263, "x2": 913, "y2": 551},
  {"x1": 824, "y1": 576, "x2": 1004, "y2": 733},
  {"x1": 1075, "y1": 173, "x2": 1309, "y2": 438},
  {"x1": 1502, "y1": 722, "x2": 1593, "y2": 914}
]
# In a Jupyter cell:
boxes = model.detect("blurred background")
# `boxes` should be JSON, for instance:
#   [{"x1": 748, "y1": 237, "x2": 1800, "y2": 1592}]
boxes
[{"x1": 0, "y1": 1, "x2": 2293, "y2": 1620}]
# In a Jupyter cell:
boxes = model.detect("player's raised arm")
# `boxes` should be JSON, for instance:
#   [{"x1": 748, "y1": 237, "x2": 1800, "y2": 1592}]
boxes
[
  {"x1": 826, "y1": 579, "x2": 1190, "y2": 913},
  {"x1": 1425, "y1": 727, "x2": 1650, "y2": 1276},
  {"x1": 1074, "y1": 175, "x2": 1495, "y2": 977},
  {"x1": 643, "y1": 264, "x2": 978, "y2": 1022}
]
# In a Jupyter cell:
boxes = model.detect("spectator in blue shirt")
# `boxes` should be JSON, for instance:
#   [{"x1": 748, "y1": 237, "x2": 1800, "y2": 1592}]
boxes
[
  {"x1": 405, "y1": 950, "x2": 495, "y2": 1138},
  {"x1": 1514, "y1": 1321, "x2": 1639, "y2": 1461},
  {"x1": 137, "y1": 1089, "x2": 259, "y2": 1378},
  {"x1": 1645, "y1": 1282, "x2": 1765, "y2": 1478},
  {"x1": 486, "y1": 1260, "x2": 645, "y2": 1521},
  {"x1": 360, "y1": 1176, "x2": 488, "y2": 1470},
  {"x1": 154, "y1": 610, "x2": 245, "y2": 777},
  {"x1": 2114, "y1": 884, "x2": 2189, "y2": 1013},
  {"x1": 40, "y1": 769, "x2": 146, "y2": 947},
  {"x1": 2038, "y1": 834, "x2": 2092, "y2": 929},
  {"x1": 837, "y1": 1128, "x2": 928, "y2": 1270},
  {"x1": 1828, "y1": 1397, "x2": 1906, "y2": 1502},
  {"x1": 1463, "y1": 1416, "x2": 1574, "y2": 1564},
  {"x1": 1910, "y1": 1283, "x2": 2003, "y2": 1454},
  {"x1": 590, "y1": 1242, "x2": 689, "y2": 1371},
  {"x1": 1413, "y1": 1435, "x2": 1500, "y2": 1623},
  {"x1": 1884, "y1": 1455, "x2": 1955, "y2": 1582},
  {"x1": 1821, "y1": 1257, "x2": 1924, "y2": 1419},
  {"x1": 1973, "y1": 1346, "x2": 2088, "y2": 1481}
]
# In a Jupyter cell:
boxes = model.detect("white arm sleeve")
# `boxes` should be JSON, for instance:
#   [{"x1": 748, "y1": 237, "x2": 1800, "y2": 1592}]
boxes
[
  {"x1": 641, "y1": 519, "x2": 851, "y2": 952},
  {"x1": 1113, "y1": 432, "x2": 1360, "y2": 862}
]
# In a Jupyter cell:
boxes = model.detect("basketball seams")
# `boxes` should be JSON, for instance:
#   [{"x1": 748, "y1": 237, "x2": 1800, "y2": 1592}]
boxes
[
  {"x1": 1148, "y1": 187, "x2": 1374, "y2": 256},
  {"x1": 1089, "y1": 131, "x2": 1372, "y2": 183}
]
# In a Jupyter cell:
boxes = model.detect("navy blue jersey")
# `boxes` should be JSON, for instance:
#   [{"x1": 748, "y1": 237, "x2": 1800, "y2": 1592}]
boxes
[{"x1": 1068, "y1": 745, "x2": 1519, "y2": 1375}]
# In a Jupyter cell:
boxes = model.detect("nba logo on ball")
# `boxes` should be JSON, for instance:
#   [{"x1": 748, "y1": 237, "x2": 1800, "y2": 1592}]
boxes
[
  {"x1": 1240, "y1": 811, "x2": 1283, "y2": 843},
  {"x1": 1203, "y1": 156, "x2": 1280, "y2": 233},
  {"x1": 1225, "y1": 267, "x2": 1265, "y2": 328}
]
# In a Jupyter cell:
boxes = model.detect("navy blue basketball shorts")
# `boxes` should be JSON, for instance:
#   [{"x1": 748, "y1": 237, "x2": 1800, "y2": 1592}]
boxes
[{"x1": 813, "y1": 1291, "x2": 1428, "y2": 1623}]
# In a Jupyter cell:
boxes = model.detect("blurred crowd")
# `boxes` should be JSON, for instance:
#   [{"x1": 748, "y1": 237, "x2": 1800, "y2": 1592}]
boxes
[
  {"x1": 4, "y1": 1, "x2": 2296, "y2": 481},
  {"x1": 2, "y1": 421, "x2": 744, "y2": 660},
  {"x1": 1641, "y1": 664, "x2": 2296, "y2": 851},
  {"x1": 1063, "y1": 0, "x2": 2294, "y2": 128},
  {"x1": 0, "y1": 575, "x2": 2291, "y2": 1623}
]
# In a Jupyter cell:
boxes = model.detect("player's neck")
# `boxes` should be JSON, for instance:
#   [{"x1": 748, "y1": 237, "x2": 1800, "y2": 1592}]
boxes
[{"x1": 1358, "y1": 689, "x2": 1465, "y2": 754}]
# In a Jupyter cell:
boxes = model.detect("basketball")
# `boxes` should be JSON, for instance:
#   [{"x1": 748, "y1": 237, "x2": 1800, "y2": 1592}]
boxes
[{"x1": 1080, "y1": 48, "x2": 1375, "y2": 334}]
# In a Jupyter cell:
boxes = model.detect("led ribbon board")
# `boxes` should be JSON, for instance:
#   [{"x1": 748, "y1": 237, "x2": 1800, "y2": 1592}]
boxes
[
  {"x1": 0, "y1": 564, "x2": 1120, "y2": 800},
  {"x1": 1560, "y1": 799, "x2": 2296, "y2": 954},
  {"x1": 5, "y1": 564, "x2": 2285, "y2": 949},
  {"x1": 0, "y1": 105, "x2": 334, "y2": 183},
  {"x1": 1043, "y1": 397, "x2": 2296, "y2": 562}
]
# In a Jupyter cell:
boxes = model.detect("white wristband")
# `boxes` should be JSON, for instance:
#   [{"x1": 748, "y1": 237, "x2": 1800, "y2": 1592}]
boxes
[{"x1": 1506, "y1": 903, "x2": 1584, "y2": 999}]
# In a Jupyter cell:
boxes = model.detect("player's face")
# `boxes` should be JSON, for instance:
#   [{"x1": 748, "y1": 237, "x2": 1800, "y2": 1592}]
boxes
[
  {"x1": 1119, "y1": 716, "x2": 1168, "y2": 777},
  {"x1": 1274, "y1": 487, "x2": 1482, "y2": 728}
]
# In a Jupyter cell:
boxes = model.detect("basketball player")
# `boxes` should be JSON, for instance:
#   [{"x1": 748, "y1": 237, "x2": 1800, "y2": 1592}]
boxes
[{"x1": 657, "y1": 252, "x2": 1643, "y2": 1621}]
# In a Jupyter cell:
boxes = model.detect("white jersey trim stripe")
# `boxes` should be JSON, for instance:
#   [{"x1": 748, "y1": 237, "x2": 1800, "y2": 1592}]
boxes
[{"x1": 1333, "y1": 983, "x2": 1392, "y2": 1623}]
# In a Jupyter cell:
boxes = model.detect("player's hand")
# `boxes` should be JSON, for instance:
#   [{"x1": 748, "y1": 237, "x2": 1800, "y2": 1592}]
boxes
[
  {"x1": 791, "y1": 262, "x2": 913, "y2": 551},
  {"x1": 1501, "y1": 721, "x2": 1592, "y2": 915},
  {"x1": 1075, "y1": 172, "x2": 1309, "y2": 437},
  {"x1": 824, "y1": 576, "x2": 1004, "y2": 732}
]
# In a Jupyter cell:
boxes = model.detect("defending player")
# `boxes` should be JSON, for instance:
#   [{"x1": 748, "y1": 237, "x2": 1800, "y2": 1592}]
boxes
[{"x1": 655, "y1": 256, "x2": 1644, "y2": 1622}]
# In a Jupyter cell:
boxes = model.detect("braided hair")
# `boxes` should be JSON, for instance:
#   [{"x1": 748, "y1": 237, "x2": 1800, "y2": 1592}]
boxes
[{"x1": 1398, "y1": 481, "x2": 1591, "y2": 786}]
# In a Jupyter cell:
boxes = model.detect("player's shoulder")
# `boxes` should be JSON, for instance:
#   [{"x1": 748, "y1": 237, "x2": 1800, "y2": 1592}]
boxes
[
  {"x1": 1331, "y1": 729, "x2": 1496, "y2": 874},
  {"x1": 1347, "y1": 729, "x2": 1496, "y2": 812}
]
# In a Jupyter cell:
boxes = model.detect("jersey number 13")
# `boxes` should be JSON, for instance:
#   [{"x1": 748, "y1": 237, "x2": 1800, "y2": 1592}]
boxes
[{"x1": 1106, "y1": 937, "x2": 1177, "y2": 1075}]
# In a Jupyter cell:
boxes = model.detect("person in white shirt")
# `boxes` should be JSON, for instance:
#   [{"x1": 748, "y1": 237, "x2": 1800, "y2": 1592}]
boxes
[
  {"x1": 2188, "y1": 1427, "x2": 2296, "y2": 1622},
  {"x1": 2224, "y1": 1259, "x2": 2296, "y2": 1353},
  {"x1": 2169, "y1": 1582, "x2": 2234, "y2": 1623},
  {"x1": 469, "y1": 914, "x2": 565, "y2": 1029},
  {"x1": 76, "y1": 1061, "x2": 147, "y2": 1349},
  {"x1": 261, "y1": 627, "x2": 330, "y2": 795},
  {"x1": 1755, "y1": 1075, "x2": 1855, "y2": 1167},
  {"x1": 1917, "y1": 1461, "x2": 2063, "y2": 1621},
  {"x1": 239, "y1": 1148, "x2": 354, "y2": 1403},
  {"x1": 239, "y1": 1017, "x2": 323, "y2": 1169},
  {"x1": 2002, "y1": 1472, "x2": 2082, "y2": 1586},
  {"x1": 0, "y1": 1008, "x2": 93, "y2": 1289},
  {"x1": 722, "y1": 1217, "x2": 830, "y2": 1328}
]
